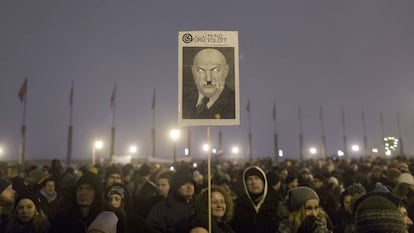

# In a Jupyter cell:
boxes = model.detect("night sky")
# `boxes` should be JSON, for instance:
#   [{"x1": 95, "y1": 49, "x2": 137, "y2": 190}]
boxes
[{"x1": 1, "y1": 1, "x2": 414, "y2": 163}]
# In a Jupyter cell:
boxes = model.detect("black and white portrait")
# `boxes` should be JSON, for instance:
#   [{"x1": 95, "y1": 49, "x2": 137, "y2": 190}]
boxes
[{"x1": 178, "y1": 31, "x2": 239, "y2": 126}]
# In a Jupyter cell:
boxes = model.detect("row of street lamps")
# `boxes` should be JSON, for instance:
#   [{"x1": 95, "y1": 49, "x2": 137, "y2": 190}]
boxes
[{"x1": 0, "y1": 131, "x2": 399, "y2": 162}]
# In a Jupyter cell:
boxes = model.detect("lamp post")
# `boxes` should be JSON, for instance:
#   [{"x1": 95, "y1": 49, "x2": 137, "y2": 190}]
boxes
[
  {"x1": 92, "y1": 140, "x2": 103, "y2": 165},
  {"x1": 169, "y1": 129, "x2": 180, "y2": 163}
]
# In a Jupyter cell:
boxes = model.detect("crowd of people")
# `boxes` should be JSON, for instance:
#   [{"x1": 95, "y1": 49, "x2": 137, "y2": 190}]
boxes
[{"x1": 1, "y1": 156, "x2": 414, "y2": 233}]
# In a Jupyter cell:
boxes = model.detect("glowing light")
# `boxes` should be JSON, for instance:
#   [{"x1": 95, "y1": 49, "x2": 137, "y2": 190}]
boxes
[
  {"x1": 128, "y1": 145, "x2": 138, "y2": 154},
  {"x1": 231, "y1": 146, "x2": 239, "y2": 154},
  {"x1": 372, "y1": 148, "x2": 378, "y2": 153},
  {"x1": 337, "y1": 150, "x2": 344, "y2": 157},
  {"x1": 278, "y1": 149, "x2": 284, "y2": 157},
  {"x1": 94, "y1": 140, "x2": 103, "y2": 149},
  {"x1": 309, "y1": 147, "x2": 317, "y2": 155},
  {"x1": 202, "y1": 144, "x2": 210, "y2": 152},
  {"x1": 351, "y1": 145, "x2": 360, "y2": 152}
]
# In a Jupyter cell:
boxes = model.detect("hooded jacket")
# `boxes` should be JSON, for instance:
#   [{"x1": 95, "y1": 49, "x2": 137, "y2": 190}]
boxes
[
  {"x1": 49, "y1": 172, "x2": 104, "y2": 233},
  {"x1": 231, "y1": 166, "x2": 281, "y2": 233},
  {"x1": 146, "y1": 168, "x2": 195, "y2": 233}
]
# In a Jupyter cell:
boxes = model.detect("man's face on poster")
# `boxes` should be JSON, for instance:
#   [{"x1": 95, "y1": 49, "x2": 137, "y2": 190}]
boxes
[{"x1": 191, "y1": 48, "x2": 229, "y2": 99}]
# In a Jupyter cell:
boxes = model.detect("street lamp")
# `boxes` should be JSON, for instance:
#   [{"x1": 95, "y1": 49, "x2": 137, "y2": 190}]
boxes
[
  {"x1": 128, "y1": 145, "x2": 138, "y2": 155},
  {"x1": 351, "y1": 145, "x2": 360, "y2": 152},
  {"x1": 169, "y1": 129, "x2": 180, "y2": 163},
  {"x1": 231, "y1": 146, "x2": 239, "y2": 154},
  {"x1": 309, "y1": 147, "x2": 317, "y2": 155},
  {"x1": 202, "y1": 143, "x2": 210, "y2": 152},
  {"x1": 92, "y1": 139, "x2": 103, "y2": 165}
]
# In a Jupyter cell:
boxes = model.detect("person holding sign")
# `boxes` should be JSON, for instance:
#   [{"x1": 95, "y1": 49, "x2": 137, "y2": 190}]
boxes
[{"x1": 182, "y1": 48, "x2": 235, "y2": 120}]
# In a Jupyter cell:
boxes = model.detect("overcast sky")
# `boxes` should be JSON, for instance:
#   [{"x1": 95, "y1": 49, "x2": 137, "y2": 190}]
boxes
[{"x1": 1, "y1": 1, "x2": 414, "y2": 163}]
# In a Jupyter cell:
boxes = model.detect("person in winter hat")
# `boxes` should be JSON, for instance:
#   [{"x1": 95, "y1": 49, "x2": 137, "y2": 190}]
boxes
[
  {"x1": 353, "y1": 191, "x2": 405, "y2": 233},
  {"x1": 231, "y1": 166, "x2": 283, "y2": 233},
  {"x1": 49, "y1": 172, "x2": 104, "y2": 233},
  {"x1": 104, "y1": 165, "x2": 123, "y2": 192},
  {"x1": 5, "y1": 192, "x2": 49, "y2": 233},
  {"x1": 147, "y1": 166, "x2": 195, "y2": 233},
  {"x1": 277, "y1": 186, "x2": 333, "y2": 233}
]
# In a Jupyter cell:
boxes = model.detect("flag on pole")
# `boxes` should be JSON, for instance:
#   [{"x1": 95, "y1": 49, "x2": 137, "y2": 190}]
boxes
[
  {"x1": 69, "y1": 81, "x2": 74, "y2": 107},
  {"x1": 110, "y1": 84, "x2": 117, "y2": 109},
  {"x1": 152, "y1": 88, "x2": 156, "y2": 110},
  {"x1": 245, "y1": 99, "x2": 250, "y2": 112},
  {"x1": 18, "y1": 78, "x2": 28, "y2": 103},
  {"x1": 272, "y1": 102, "x2": 276, "y2": 121}
]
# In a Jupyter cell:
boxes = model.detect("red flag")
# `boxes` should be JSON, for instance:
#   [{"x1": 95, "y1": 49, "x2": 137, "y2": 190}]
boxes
[
  {"x1": 69, "y1": 81, "x2": 74, "y2": 107},
  {"x1": 18, "y1": 78, "x2": 28, "y2": 103},
  {"x1": 245, "y1": 99, "x2": 250, "y2": 112},
  {"x1": 110, "y1": 84, "x2": 117, "y2": 109},
  {"x1": 152, "y1": 88, "x2": 156, "y2": 110}
]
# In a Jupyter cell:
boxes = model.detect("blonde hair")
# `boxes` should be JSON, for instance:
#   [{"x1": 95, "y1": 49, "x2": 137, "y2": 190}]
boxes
[{"x1": 288, "y1": 201, "x2": 329, "y2": 231}]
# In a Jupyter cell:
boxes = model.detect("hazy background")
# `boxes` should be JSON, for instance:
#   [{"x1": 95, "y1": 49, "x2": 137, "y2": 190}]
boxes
[{"x1": 1, "y1": 1, "x2": 414, "y2": 162}]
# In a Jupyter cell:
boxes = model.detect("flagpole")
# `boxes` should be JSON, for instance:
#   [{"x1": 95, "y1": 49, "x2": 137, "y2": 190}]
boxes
[
  {"x1": 341, "y1": 108, "x2": 348, "y2": 159},
  {"x1": 319, "y1": 106, "x2": 327, "y2": 159},
  {"x1": 361, "y1": 109, "x2": 368, "y2": 157},
  {"x1": 19, "y1": 78, "x2": 28, "y2": 165},
  {"x1": 109, "y1": 85, "x2": 117, "y2": 162},
  {"x1": 218, "y1": 126, "x2": 223, "y2": 153},
  {"x1": 298, "y1": 105, "x2": 304, "y2": 161},
  {"x1": 151, "y1": 88, "x2": 156, "y2": 158},
  {"x1": 20, "y1": 96, "x2": 27, "y2": 164},
  {"x1": 380, "y1": 112, "x2": 385, "y2": 154},
  {"x1": 396, "y1": 113, "x2": 404, "y2": 156},
  {"x1": 66, "y1": 81, "x2": 74, "y2": 168},
  {"x1": 273, "y1": 101, "x2": 279, "y2": 160}
]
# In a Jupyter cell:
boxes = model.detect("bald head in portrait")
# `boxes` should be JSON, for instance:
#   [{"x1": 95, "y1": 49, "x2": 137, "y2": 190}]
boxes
[{"x1": 182, "y1": 47, "x2": 235, "y2": 119}]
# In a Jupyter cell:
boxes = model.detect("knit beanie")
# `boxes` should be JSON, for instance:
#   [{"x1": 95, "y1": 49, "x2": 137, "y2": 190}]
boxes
[
  {"x1": 107, "y1": 184, "x2": 125, "y2": 200},
  {"x1": 0, "y1": 177, "x2": 11, "y2": 193},
  {"x1": 285, "y1": 173, "x2": 297, "y2": 185},
  {"x1": 87, "y1": 211, "x2": 118, "y2": 233},
  {"x1": 76, "y1": 172, "x2": 102, "y2": 196},
  {"x1": 170, "y1": 168, "x2": 194, "y2": 193},
  {"x1": 105, "y1": 165, "x2": 123, "y2": 180},
  {"x1": 266, "y1": 171, "x2": 280, "y2": 187},
  {"x1": 353, "y1": 192, "x2": 405, "y2": 233},
  {"x1": 15, "y1": 192, "x2": 41, "y2": 211},
  {"x1": 138, "y1": 164, "x2": 150, "y2": 177},
  {"x1": 244, "y1": 166, "x2": 265, "y2": 183},
  {"x1": 288, "y1": 186, "x2": 319, "y2": 212}
]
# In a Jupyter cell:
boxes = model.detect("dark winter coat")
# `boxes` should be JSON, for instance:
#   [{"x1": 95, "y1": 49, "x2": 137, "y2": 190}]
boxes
[{"x1": 230, "y1": 166, "x2": 282, "y2": 233}]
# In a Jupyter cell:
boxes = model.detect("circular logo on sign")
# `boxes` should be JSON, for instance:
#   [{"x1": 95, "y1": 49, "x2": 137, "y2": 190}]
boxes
[{"x1": 182, "y1": 33, "x2": 193, "y2": 43}]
